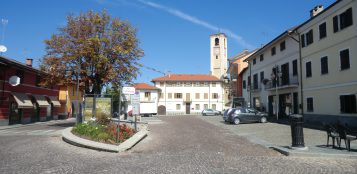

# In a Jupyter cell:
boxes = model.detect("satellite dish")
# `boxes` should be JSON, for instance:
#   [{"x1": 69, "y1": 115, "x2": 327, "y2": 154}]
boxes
[
  {"x1": 9, "y1": 76, "x2": 20, "y2": 86},
  {"x1": 0, "y1": 45, "x2": 7, "y2": 53}
]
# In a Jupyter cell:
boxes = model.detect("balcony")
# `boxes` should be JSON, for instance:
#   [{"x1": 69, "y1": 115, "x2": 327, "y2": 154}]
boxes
[
  {"x1": 184, "y1": 97, "x2": 192, "y2": 103},
  {"x1": 265, "y1": 75, "x2": 299, "y2": 90}
]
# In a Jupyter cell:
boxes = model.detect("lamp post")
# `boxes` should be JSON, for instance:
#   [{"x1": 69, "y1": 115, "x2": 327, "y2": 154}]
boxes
[{"x1": 274, "y1": 65, "x2": 282, "y2": 121}]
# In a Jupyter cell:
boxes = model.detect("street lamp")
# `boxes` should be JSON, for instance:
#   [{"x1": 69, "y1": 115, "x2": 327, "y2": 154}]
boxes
[{"x1": 272, "y1": 65, "x2": 282, "y2": 121}]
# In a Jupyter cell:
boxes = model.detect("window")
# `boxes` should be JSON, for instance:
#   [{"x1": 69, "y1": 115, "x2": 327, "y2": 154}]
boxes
[
  {"x1": 215, "y1": 38, "x2": 219, "y2": 46},
  {"x1": 159, "y1": 92, "x2": 163, "y2": 99},
  {"x1": 195, "y1": 93, "x2": 200, "y2": 99},
  {"x1": 253, "y1": 74, "x2": 258, "y2": 89},
  {"x1": 340, "y1": 49, "x2": 350, "y2": 70},
  {"x1": 160, "y1": 82, "x2": 164, "y2": 87},
  {"x1": 301, "y1": 29, "x2": 314, "y2": 47},
  {"x1": 333, "y1": 8, "x2": 353, "y2": 33},
  {"x1": 307, "y1": 98, "x2": 314, "y2": 112},
  {"x1": 248, "y1": 76, "x2": 251, "y2": 87},
  {"x1": 321, "y1": 56, "x2": 328, "y2": 75},
  {"x1": 271, "y1": 47, "x2": 276, "y2": 56},
  {"x1": 212, "y1": 104, "x2": 216, "y2": 110},
  {"x1": 168, "y1": 93, "x2": 172, "y2": 99},
  {"x1": 216, "y1": 55, "x2": 218, "y2": 59},
  {"x1": 204, "y1": 104, "x2": 208, "y2": 109},
  {"x1": 212, "y1": 93, "x2": 218, "y2": 99},
  {"x1": 204, "y1": 93, "x2": 208, "y2": 99},
  {"x1": 319, "y1": 22, "x2": 327, "y2": 39},
  {"x1": 280, "y1": 41, "x2": 286, "y2": 51},
  {"x1": 195, "y1": 104, "x2": 200, "y2": 110},
  {"x1": 184, "y1": 82, "x2": 192, "y2": 87},
  {"x1": 166, "y1": 82, "x2": 172, "y2": 87},
  {"x1": 145, "y1": 92, "x2": 151, "y2": 98},
  {"x1": 260, "y1": 72, "x2": 264, "y2": 83},
  {"x1": 260, "y1": 54, "x2": 264, "y2": 61},
  {"x1": 16, "y1": 70, "x2": 24, "y2": 84},
  {"x1": 176, "y1": 104, "x2": 181, "y2": 110},
  {"x1": 306, "y1": 62, "x2": 312, "y2": 78},
  {"x1": 340, "y1": 95, "x2": 356, "y2": 113},
  {"x1": 194, "y1": 82, "x2": 200, "y2": 87},
  {"x1": 253, "y1": 58, "x2": 256, "y2": 65},
  {"x1": 292, "y1": 59, "x2": 298, "y2": 76},
  {"x1": 243, "y1": 80, "x2": 246, "y2": 89},
  {"x1": 174, "y1": 93, "x2": 182, "y2": 99},
  {"x1": 212, "y1": 82, "x2": 216, "y2": 87},
  {"x1": 176, "y1": 82, "x2": 182, "y2": 87},
  {"x1": 204, "y1": 82, "x2": 209, "y2": 87},
  {"x1": 200, "y1": 82, "x2": 204, "y2": 87},
  {"x1": 35, "y1": 75, "x2": 41, "y2": 87}
]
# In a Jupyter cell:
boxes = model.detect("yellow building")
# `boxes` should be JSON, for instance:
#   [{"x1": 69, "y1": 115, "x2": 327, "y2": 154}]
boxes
[
  {"x1": 58, "y1": 83, "x2": 83, "y2": 119},
  {"x1": 296, "y1": 0, "x2": 357, "y2": 127}
]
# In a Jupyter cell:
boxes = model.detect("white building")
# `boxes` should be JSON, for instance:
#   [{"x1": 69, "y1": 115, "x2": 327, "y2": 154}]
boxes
[
  {"x1": 132, "y1": 83, "x2": 160, "y2": 116},
  {"x1": 152, "y1": 74, "x2": 225, "y2": 115},
  {"x1": 295, "y1": 0, "x2": 357, "y2": 127},
  {"x1": 243, "y1": 29, "x2": 300, "y2": 119}
]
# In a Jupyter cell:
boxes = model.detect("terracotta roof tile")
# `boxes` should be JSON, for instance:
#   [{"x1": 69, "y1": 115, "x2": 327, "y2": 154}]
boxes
[
  {"x1": 152, "y1": 74, "x2": 221, "y2": 82},
  {"x1": 133, "y1": 83, "x2": 160, "y2": 90}
]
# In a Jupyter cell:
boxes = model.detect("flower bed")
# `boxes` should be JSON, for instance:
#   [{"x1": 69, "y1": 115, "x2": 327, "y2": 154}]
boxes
[{"x1": 71, "y1": 121, "x2": 135, "y2": 145}]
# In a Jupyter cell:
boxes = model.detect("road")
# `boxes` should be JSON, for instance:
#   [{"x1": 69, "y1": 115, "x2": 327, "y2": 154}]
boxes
[{"x1": 0, "y1": 116, "x2": 356, "y2": 174}]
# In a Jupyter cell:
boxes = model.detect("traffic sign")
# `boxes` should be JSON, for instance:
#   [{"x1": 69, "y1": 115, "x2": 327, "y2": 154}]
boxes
[{"x1": 122, "y1": 87, "x2": 135, "y2": 95}]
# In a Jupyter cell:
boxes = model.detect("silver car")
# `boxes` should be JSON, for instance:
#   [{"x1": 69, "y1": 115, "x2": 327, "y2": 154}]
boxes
[{"x1": 202, "y1": 109, "x2": 221, "y2": 116}]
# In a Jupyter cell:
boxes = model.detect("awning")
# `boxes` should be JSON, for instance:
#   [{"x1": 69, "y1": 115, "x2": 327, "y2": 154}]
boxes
[
  {"x1": 33, "y1": 95, "x2": 50, "y2": 107},
  {"x1": 48, "y1": 96, "x2": 61, "y2": 107},
  {"x1": 11, "y1": 93, "x2": 33, "y2": 109}
]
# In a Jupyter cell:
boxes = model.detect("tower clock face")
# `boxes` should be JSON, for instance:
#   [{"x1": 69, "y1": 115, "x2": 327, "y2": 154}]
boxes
[{"x1": 215, "y1": 48, "x2": 220, "y2": 54}]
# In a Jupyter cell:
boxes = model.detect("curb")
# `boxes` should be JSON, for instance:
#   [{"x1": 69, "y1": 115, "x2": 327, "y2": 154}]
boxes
[
  {"x1": 62, "y1": 126, "x2": 148, "y2": 153},
  {"x1": 270, "y1": 146, "x2": 357, "y2": 159},
  {"x1": 0, "y1": 118, "x2": 76, "y2": 130}
]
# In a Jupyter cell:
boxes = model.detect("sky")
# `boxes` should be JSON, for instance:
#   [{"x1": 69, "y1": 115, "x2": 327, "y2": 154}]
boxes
[{"x1": 1, "y1": 0, "x2": 336, "y2": 84}]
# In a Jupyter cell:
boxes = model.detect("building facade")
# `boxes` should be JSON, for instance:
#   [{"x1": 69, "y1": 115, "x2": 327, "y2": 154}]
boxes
[
  {"x1": 0, "y1": 56, "x2": 61, "y2": 125},
  {"x1": 58, "y1": 83, "x2": 83, "y2": 119},
  {"x1": 228, "y1": 50, "x2": 256, "y2": 98},
  {"x1": 243, "y1": 30, "x2": 300, "y2": 118},
  {"x1": 132, "y1": 83, "x2": 160, "y2": 116},
  {"x1": 152, "y1": 74, "x2": 224, "y2": 115},
  {"x1": 296, "y1": 0, "x2": 357, "y2": 126}
]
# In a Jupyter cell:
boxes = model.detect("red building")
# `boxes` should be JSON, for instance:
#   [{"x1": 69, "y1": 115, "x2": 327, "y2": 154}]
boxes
[{"x1": 0, "y1": 56, "x2": 61, "y2": 125}]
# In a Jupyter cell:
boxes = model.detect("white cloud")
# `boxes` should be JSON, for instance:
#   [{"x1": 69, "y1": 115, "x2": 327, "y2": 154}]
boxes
[{"x1": 137, "y1": 0, "x2": 254, "y2": 49}]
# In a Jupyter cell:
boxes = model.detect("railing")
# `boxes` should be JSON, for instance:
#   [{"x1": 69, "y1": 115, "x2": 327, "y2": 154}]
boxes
[
  {"x1": 184, "y1": 98, "x2": 192, "y2": 102},
  {"x1": 265, "y1": 75, "x2": 299, "y2": 90},
  {"x1": 140, "y1": 97, "x2": 155, "y2": 102}
]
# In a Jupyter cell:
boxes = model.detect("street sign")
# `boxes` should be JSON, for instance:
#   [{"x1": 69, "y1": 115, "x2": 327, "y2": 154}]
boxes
[
  {"x1": 131, "y1": 91, "x2": 140, "y2": 104},
  {"x1": 122, "y1": 87, "x2": 135, "y2": 95},
  {"x1": 132, "y1": 103, "x2": 140, "y2": 115}
]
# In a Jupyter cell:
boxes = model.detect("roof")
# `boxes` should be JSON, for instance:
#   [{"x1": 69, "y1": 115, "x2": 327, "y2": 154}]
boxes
[
  {"x1": 294, "y1": 0, "x2": 342, "y2": 32},
  {"x1": 0, "y1": 56, "x2": 43, "y2": 74},
  {"x1": 244, "y1": 26, "x2": 298, "y2": 62},
  {"x1": 133, "y1": 83, "x2": 160, "y2": 90},
  {"x1": 152, "y1": 74, "x2": 221, "y2": 82}
]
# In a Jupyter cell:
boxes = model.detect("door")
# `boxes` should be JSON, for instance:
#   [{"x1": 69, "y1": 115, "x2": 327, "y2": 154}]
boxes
[
  {"x1": 185, "y1": 103, "x2": 190, "y2": 114},
  {"x1": 281, "y1": 63, "x2": 289, "y2": 86},
  {"x1": 9, "y1": 102, "x2": 22, "y2": 125},
  {"x1": 32, "y1": 103, "x2": 40, "y2": 122},
  {"x1": 268, "y1": 96, "x2": 274, "y2": 116}
]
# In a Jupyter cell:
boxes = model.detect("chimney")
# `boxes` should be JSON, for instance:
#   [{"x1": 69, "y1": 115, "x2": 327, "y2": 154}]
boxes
[
  {"x1": 310, "y1": 5, "x2": 324, "y2": 17},
  {"x1": 26, "y1": 58, "x2": 33, "y2": 67}
]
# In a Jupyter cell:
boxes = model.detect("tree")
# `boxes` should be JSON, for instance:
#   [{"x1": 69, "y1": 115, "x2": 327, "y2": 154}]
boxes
[{"x1": 40, "y1": 10, "x2": 143, "y2": 94}]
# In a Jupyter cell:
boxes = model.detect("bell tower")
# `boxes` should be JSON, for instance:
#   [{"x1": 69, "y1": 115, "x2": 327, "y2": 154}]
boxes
[{"x1": 210, "y1": 33, "x2": 227, "y2": 79}]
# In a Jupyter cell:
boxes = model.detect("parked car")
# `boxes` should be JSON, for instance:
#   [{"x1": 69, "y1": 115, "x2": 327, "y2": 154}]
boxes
[
  {"x1": 223, "y1": 107, "x2": 268, "y2": 125},
  {"x1": 202, "y1": 109, "x2": 221, "y2": 116}
]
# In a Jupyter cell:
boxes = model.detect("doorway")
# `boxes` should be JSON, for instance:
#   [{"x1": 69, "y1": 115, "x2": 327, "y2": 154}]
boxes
[{"x1": 185, "y1": 103, "x2": 190, "y2": 114}]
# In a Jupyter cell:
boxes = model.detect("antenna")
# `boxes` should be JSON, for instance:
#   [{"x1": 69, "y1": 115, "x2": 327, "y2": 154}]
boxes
[{"x1": 0, "y1": 19, "x2": 8, "y2": 55}]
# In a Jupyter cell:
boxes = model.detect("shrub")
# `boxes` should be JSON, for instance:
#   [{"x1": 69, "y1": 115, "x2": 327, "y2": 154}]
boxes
[
  {"x1": 96, "y1": 111, "x2": 111, "y2": 125},
  {"x1": 97, "y1": 132, "x2": 112, "y2": 142}
]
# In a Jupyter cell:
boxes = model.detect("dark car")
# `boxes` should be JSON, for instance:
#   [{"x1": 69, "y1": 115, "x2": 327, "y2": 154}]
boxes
[
  {"x1": 202, "y1": 109, "x2": 221, "y2": 116},
  {"x1": 223, "y1": 107, "x2": 268, "y2": 125}
]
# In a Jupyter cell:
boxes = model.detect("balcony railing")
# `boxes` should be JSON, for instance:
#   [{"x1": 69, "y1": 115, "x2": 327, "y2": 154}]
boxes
[
  {"x1": 141, "y1": 97, "x2": 155, "y2": 103},
  {"x1": 265, "y1": 75, "x2": 299, "y2": 90}
]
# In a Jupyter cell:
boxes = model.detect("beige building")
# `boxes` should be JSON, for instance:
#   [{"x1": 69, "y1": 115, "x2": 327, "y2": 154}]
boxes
[
  {"x1": 295, "y1": 0, "x2": 357, "y2": 126},
  {"x1": 243, "y1": 29, "x2": 300, "y2": 118}
]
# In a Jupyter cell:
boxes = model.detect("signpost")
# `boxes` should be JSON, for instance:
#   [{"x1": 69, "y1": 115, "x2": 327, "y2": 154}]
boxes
[{"x1": 131, "y1": 91, "x2": 140, "y2": 131}]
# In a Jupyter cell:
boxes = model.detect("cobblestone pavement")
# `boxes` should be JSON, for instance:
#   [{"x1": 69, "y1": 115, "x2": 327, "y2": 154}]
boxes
[{"x1": 0, "y1": 116, "x2": 357, "y2": 174}]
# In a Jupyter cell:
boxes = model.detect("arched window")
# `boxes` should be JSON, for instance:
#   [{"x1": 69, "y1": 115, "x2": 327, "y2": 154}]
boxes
[{"x1": 215, "y1": 38, "x2": 219, "y2": 46}]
